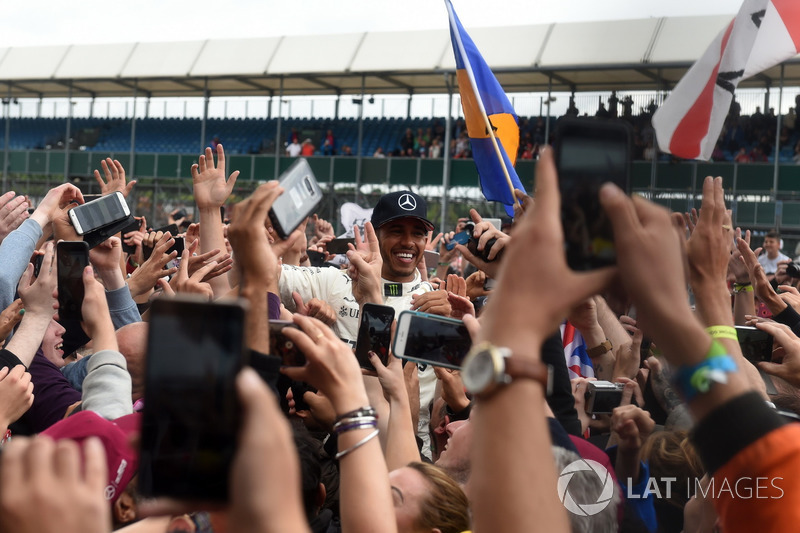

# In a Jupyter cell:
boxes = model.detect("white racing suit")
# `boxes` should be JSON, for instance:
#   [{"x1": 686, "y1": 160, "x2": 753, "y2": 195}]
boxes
[{"x1": 279, "y1": 265, "x2": 438, "y2": 458}]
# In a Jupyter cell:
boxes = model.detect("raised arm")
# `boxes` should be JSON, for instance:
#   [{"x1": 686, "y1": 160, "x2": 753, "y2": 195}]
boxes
[
  {"x1": 470, "y1": 149, "x2": 614, "y2": 533},
  {"x1": 192, "y1": 144, "x2": 239, "y2": 299}
]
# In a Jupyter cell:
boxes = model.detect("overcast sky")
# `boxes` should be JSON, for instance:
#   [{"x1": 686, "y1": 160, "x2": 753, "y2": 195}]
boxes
[{"x1": 0, "y1": 0, "x2": 744, "y2": 48}]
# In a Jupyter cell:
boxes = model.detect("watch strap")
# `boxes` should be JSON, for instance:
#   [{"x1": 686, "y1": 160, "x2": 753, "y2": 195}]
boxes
[
  {"x1": 503, "y1": 357, "x2": 551, "y2": 394},
  {"x1": 586, "y1": 339, "x2": 613, "y2": 358}
]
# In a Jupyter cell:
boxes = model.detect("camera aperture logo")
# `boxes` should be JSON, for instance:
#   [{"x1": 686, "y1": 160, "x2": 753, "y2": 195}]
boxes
[{"x1": 558, "y1": 459, "x2": 614, "y2": 516}]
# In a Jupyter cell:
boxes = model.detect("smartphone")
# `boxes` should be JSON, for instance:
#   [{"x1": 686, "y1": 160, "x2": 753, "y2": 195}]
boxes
[
  {"x1": 306, "y1": 249, "x2": 327, "y2": 267},
  {"x1": 269, "y1": 320, "x2": 305, "y2": 366},
  {"x1": 83, "y1": 214, "x2": 137, "y2": 250},
  {"x1": 120, "y1": 218, "x2": 143, "y2": 255},
  {"x1": 268, "y1": 158, "x2": 323, "y2": 240},
  {"x1": 735, "y1": 325, "x2": 779, "y2": 394},
  {"x1": 355, "y1": 303, "x2": 395, "y2": 371},
  {"x1": 155, "y1": 224, "x2": 180, "y2": 236},
  {"x1": 735, "y1": 325, "x2": 773, "y2": 364},
  {"x1": 138, "y1": 297, "x2": 247, "y2": 502},
  {"x1": 424, "y1": 250, "x2": 440, "y2": 269},
  {"x1": 69, "y1": 192, "x2": 131, "y2": 235},
  {"x1": 32, "y1": 254, "x2": 44, "y2": 278},
  {"x1": 554, "y1": 118, "x2": 632, "y2": 270},
  {"x1": 326, "y1": 238, "x2": 354, "y2": 255},
  {"x1": 56, "y1": 241, "x2": 90, "y2": 321},
  {"x1": 392, "y1": 310, "x2": 472, "y2": 370},
  {"x1": 82, "y1": 194, "x2": 102, "y2": 203},
  {"x1": 143, "y1": 235, "x2": 183, "y2": 263}
]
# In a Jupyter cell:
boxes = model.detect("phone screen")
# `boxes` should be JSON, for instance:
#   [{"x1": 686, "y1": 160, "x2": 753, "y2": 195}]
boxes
[
  {"x1": 56, "y1": 241, "x2": 90, "y2": 321},
  {"x1": 138, "y1": 298, "x2": 246, "y2": 502},
  {"x1": 393, "y1": 311, "x2": 471, "y2": 369},
  {"x1": 269, "y1": 320, "x2": 305, "y2": 366},
  {"x1": 327, "y1": 238, "x2": 355, "y2": 255},
  {"x1": 355, "y1": 303, "x2": 395, "y2": 371},
  {"x1": 70, "y1": 192, "x2": 130, "y2": 235},
  {"x1": 736, "y1": 326, "x2": 773, "y2": 363},
  {"x1": 554, "y1": 118, "x2": 631, "y2": 270},
  {"x1": 269, "y1": 159, "x2": 322, "y2": 240}
]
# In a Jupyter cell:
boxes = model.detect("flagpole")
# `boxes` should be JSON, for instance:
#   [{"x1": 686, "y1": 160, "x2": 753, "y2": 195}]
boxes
[{"x1": 446, "y1": 0, "x2": 520, "y2": 210}]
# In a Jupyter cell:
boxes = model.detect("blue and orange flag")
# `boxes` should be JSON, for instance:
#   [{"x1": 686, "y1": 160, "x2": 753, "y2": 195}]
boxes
[{"x1": 446, "y1": 0, "x2": 523, "y2": 216}]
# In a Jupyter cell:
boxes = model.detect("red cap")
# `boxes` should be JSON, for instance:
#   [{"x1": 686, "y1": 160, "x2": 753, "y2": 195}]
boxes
[{"x1": 42, "y1": 411, "x2": 139, "y2": 503}]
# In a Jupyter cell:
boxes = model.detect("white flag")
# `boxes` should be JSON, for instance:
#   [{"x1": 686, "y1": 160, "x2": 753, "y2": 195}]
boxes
[{"x1": 653, "y1": 0, "x2": 800, "y2": 160}]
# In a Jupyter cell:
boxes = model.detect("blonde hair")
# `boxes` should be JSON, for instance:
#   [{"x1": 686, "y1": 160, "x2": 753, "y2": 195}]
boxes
[
  {"x1": 407, "y1": 462, "x2": 471, "y2": 533},
  {"x1": 640, "y1": 430, "x2": 704, "y2": 508}
]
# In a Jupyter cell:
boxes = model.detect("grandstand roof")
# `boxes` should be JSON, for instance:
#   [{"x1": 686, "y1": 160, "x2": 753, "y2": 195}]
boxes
[{"x1": 1, "y1": 15, "x2": 799, "y2": 99}]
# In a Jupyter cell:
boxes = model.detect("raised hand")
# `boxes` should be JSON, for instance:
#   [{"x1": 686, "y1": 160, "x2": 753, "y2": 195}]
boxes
[
  {"x1": 192, "y1": 144, "x2": 239, "y2": 210},
  {"x1": 346, "y1": 221, "x2": 383, "y2": 305},
  {"x1": 93, "y1": 158, "x2": 136, "y2": 197},
  {"x1": 0, "y1": 191, "x2": 29, "y2": 242}
]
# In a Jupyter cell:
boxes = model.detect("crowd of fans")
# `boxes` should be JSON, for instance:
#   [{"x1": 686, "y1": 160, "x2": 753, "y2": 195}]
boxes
[{"x1": 0, "y1": 141, "x2": 799, "y2": 533}]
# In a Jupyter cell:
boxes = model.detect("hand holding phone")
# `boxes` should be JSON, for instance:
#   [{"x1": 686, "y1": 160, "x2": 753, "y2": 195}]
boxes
[{"x1": 68, "y1": 192, "x2": 131, "y2": 235}]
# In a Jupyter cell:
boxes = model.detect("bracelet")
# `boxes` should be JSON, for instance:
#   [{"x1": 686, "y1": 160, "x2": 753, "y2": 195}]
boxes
[
  {"x1": 733, "y1": 283, "x2": 754, "y2": 294},
  {"x1": 334, "y1": 429, "x2": 380, "y2": 460},
  {"x1": 673, "y1": 340, "x2": 738, "y2": 402},
  {"x1": 438, "y1": 262, "x2": 451, "y2": 266},
  {"x1": 333, "y1": 416, "x2": 377, "y2": 433},
  {"x1": 334, "y1": 406, "x2": 376, "y2": 424},
  {"x1": 705, "y1": 325, "x2": 738, "y2": 341},
  {"x1": 334, "y1": 420, "x2": 378, "y2": 434}
]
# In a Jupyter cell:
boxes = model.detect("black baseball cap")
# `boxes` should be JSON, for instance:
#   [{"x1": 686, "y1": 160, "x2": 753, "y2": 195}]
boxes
[{"x1": 371, "y1": 190, "x2": 434, "y2": 231}]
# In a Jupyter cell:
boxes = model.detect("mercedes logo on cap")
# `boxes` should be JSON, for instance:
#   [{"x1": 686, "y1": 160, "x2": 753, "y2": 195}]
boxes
[{"x1": 398, "y1": 193, "x2": 417, "y2": 211}]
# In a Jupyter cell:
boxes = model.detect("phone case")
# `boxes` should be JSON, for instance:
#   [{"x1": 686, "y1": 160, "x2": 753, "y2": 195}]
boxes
[{"x1": 268, "y1": 158, "x2": 323, "y2": 240}]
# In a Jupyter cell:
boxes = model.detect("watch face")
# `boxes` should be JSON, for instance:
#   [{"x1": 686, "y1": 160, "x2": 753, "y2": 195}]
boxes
[{"x1": 464, "y1": 350, "x2": 495, "y2": 393}]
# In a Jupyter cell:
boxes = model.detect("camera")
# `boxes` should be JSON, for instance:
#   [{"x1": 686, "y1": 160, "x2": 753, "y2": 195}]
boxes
[
  {"x1": 584, "y1": 381, "x2": 631, "y2": 414},
  {"x1": 785, "y1": 262, "x2": 800, "y2": 278},
  {"x1": 446, "y1": 221, "x2": 503, "y2": 262}
]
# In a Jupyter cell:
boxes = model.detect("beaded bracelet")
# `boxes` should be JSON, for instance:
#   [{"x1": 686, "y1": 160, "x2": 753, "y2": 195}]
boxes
[
  {"x1": 334, "y1": 406, "x2": 376, "y2": 423},
  {"x1": 335, "y1": 429, "x2": 380, "y2": 460}
]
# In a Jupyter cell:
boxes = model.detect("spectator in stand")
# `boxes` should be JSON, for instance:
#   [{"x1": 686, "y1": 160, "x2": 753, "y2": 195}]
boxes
[
  {"x1": 711, "y1": 141, "x2": 726, "y2": 161},
  {"x1": 321, "y1": 129, "x2": 335, "y2": 156},
  {"x1": 400, "y1": 128, "x2": 415, "y2": 154},
  {"x1": 341, "y1": 145, "x2": 354, "y2": 156},
  {"x1": 734, "y1": 147, "x2": 751, "y2": 163},
  {"x1": 595, "y1": 100, "x2": 610, "y2": 118},
  {"x1": 300, "y1": 139, "x2": 315, "y2": 157},
  {"x1": 288, "y1": 127, "x2": 300, "y2": 145},
  {"x1": 622, "y1": 95, "x2": 634, "y2": 119},
  {"x1": 520, "y1": 142, "x2": 535, "y2": 160},
  {"x1": 210, "y1": 136, "x2": 221, "y2": 150},
  {"x1": 373, "y1": 147, "x2": 386, "y2": 158},
  {"x1": 286, "y1": 138, "x2": 302, "y2": 157},
  {"x1": 428, "y1": 137, "x2": 442, "y2": 159},
  {"x1": 749, "y1": 145, "x2": 767, "y2": 163},
  {"x1": 418, "y1": 140, "x2": 428, "y2": 158},
  {"x1": 453, "y1": 132, "x2": 470, "y2": 159}
]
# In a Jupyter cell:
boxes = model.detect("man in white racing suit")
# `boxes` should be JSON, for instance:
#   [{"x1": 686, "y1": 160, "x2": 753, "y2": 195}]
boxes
[{"x1": 279, "y1": 190, "x2": 448, "y2": 458}]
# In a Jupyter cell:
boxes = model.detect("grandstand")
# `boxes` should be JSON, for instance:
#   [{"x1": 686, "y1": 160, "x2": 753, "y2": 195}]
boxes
[{"x1": 2, "y1": 15, "x2": 800, "y2": 237}]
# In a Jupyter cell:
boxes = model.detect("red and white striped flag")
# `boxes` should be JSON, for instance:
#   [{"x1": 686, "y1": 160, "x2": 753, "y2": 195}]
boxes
[{"x1": 653, "y1": 0, "x2": 800, "y2": 161}]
